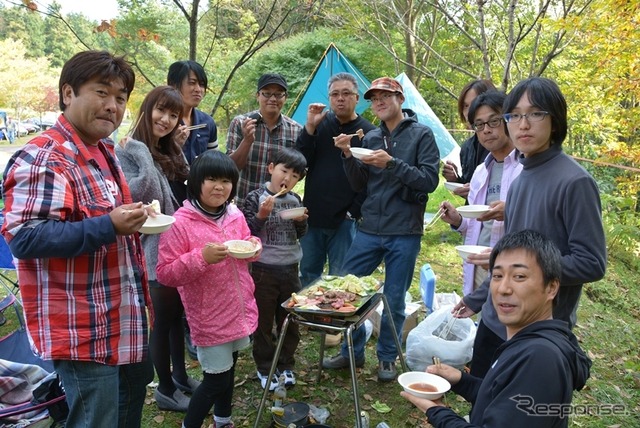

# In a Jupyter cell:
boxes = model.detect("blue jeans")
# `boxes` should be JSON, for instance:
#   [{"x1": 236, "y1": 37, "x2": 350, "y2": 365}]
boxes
[
  {"x1": 54, "y1": 359, "x2": 154, "y2": 428},
  {"x1": 299, "y1": 220, "x2": 357, "y2": 286},
  {"x1": 339, "y1": 232, "x2": 421, "y2": 362}
]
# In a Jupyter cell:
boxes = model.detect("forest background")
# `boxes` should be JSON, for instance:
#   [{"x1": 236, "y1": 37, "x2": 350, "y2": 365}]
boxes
[
  {"x1": 0, "y1": 0, "x2": 638, "y2": 427},
  {"x1": 1, "y1": 0, "x2": 637, "y2": 273}
]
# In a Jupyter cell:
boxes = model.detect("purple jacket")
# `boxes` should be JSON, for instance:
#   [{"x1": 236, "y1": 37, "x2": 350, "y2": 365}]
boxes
[{"x1": 157, "y1": 201, "x2": 259, "y2": 346}]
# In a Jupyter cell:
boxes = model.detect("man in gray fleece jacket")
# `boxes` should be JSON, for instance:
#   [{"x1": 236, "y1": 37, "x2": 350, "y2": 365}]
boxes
[{"x1": 455, "y1": 77, "x2": 607, "y2": 377}]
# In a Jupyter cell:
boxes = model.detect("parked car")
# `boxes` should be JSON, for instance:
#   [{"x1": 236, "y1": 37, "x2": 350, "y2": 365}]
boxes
[
  {"x1": 15, "y1": 123, "x2": 34, "y2": 136},
  {"x1": 26, "y1": 117, "x2": 55, "y2": 130},
  {"x1": 21, "y1": 122, "x2": 40, "y2": 133}
]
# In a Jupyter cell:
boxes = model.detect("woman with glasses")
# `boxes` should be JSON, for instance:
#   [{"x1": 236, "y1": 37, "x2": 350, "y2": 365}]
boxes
[
  {"x1": 226, "y1": 73, "x2": 302, "y2": 208},
  {"x1": 453, "y1": 77, "x2": 606, "y2": 378}
]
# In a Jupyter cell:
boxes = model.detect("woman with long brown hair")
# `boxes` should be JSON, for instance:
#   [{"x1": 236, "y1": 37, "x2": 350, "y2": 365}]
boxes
[{"x1": 116, "y1": 85, "x2": 196, "y2": 412}]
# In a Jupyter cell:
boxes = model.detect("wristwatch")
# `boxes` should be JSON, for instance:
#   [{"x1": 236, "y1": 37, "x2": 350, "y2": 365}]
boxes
[{"x1": 386, "y1": 158, "x2": 397, "y2": 170}]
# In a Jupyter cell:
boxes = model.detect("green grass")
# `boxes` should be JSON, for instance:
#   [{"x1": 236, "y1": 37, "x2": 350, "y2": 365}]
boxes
[
  {"x1": 1, "y1": 181, "x2": 638, "y2": 427},
  {"x1": 137, "y1": 183, "x2": 639, "y2": 427}
]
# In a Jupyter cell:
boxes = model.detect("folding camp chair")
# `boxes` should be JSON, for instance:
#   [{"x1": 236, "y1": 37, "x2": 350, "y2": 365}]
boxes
[
  {"x1": 0, "y1": 217, "x2": 67, "y2": 426},
  {"x1": 0, "y1": 295, "x2": 67, "y2": 427}
]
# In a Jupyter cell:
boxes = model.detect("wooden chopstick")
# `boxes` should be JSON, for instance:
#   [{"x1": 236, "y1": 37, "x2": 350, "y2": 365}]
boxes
[
  {"x1": 274, "y1": 186, "x2": 288, "y2": 197},
  {"x1": 425, "y1": 206, "x2": 446, "y2": 228},
  {"x1": 184, "y1": 123, "x2": 208, "y2": 131},
  {"x1": 333, "y1": 128, "x2": 365, "y2": 140}
]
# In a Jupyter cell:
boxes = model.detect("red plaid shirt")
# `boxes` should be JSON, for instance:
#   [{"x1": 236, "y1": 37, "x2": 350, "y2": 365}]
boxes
[{"x1": 1, "y1": 115, "x2": 151, "y2": 365}]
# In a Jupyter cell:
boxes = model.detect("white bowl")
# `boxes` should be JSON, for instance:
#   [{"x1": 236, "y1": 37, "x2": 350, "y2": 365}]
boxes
[
  {"x1": 455, "y1": 245, "x2": 491, "y2": 261},
  {"x1": 350, "y1": 147, "x2": 374, "y2": 160},
  {"x1": 444, "y1": 182, "x2": 464, "y2": 192},
  {"x1": 398, "y1": 371, "x2": 451, "y2": 400},
  {"x1": 139, "y1": 214, "x2": 175, "y2": 234},
  {"x1": 224, "y1": 240, "x2": 259, "y2": 259},
  {"x1": 457, "y1": 204, "x2": 491, "y2": 219},
  {"x1": 278, "y1": 207, "x2": 306, "y2": 220}
]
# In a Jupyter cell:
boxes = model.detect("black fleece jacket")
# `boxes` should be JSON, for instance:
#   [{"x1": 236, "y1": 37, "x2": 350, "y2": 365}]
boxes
[
  {"x1": 296, "y1": 112, "x2": 376, "y2": 228},
  {"x1": 426, "y1": 319, "x2": 591, "y2": 428}
]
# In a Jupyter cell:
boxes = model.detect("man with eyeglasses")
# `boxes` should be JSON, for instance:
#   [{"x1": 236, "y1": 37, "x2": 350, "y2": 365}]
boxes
[
  {"x1": 439, "y1": 90, "x2": 522, "y2": 377},
  {"x1": 295, "y1": 72, "x2": 376, "y2": 288},
  {"x1": 440, "y1": 90, "x2": 522, "y2": 292},
  {"x1": 452, "y1": 77, "x2": 606, "y2": 378},
  {"x1": 326, "y1": 77, "x2": 440, "y2": 382},
  {"x1": 227, "y1": 73, "x2": 302, "y2": 207}
]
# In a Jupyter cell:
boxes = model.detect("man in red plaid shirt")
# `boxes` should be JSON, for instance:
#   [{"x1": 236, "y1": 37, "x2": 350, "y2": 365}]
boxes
[{"x1": 1, "y1": 51, "x2": 154, "y2": 428}]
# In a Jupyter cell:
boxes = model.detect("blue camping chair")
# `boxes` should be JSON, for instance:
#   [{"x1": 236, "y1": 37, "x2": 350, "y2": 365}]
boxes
[{"x1": 0, "y1": 228, "x2": 20, "y2": 308}]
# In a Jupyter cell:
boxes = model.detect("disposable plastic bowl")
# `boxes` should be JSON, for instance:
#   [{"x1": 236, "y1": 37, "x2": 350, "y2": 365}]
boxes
[
  {"x1": 398, "y1": 371, "x2": 451, "y2": 400},
  {"x1": 444, "y1": 182, "x2": 464, "y2": 192},
  {"x1": 139, "y1": 214, "x2": 175, "y2": 234},
  {"x1": 457, "y1": 204, "x2": 490, "y2": 219},
  {"x1": 278, "y1": 207, "x2": 306, "y2": 220},
  {"x1": 224, "y1": 240, "x2": 259, "y2": 259},
  {"x1": 350, "y1": 147, "x2": 374, "y2": 160},
  {"x1": 455, "y1": 245, "x2": 491, "y2": 261}
]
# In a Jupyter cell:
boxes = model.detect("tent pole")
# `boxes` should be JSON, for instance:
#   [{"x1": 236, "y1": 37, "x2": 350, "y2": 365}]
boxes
[{"x1": 286, "y1": 43, "x2": 336, "y2": 117}]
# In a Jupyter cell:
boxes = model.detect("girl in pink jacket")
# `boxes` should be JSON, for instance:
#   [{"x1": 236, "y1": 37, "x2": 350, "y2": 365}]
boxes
[{"x1": 157, "y1": 150, "x2": 260, "y2": 428}]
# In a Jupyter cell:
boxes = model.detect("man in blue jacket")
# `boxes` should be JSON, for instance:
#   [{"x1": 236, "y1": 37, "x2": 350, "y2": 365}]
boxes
[
  {"x1": 402, "y1": 230, "x2": 591, "y2": 428},
  {"x1": 326, "y1": 77, "x2": 440, "y2": 381}
]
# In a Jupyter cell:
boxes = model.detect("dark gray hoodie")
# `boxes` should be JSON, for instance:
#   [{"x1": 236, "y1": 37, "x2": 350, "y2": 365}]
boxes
[
  {"x1": 427, "y1": 319, "x2": 591, "y2": 427},
  {"x1": 342, "y1": 109, "x2": 440, "y2": 236}
]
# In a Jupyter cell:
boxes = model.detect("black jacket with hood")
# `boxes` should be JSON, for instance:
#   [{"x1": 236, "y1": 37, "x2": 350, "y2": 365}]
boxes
[
  {"x1": 342, "y1": 109, "x2": 440, "y2": 236},
  {"x1": 426, "y1": 319, "x2": 591, "y2": 427}
]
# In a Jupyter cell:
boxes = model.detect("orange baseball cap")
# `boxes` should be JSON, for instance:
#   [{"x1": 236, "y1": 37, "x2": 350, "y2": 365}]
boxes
[{"x1": 364, "y1": 77, "x2": 404, "y2": 100}]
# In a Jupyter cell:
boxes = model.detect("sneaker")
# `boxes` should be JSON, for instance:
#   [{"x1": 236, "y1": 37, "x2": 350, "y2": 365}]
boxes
[
  {"x1": 213, "y1": 422, "x2": 235, "y2": 428},
  {"x1": 377, "y1": 361, "x2": 397, "y2": 382},
  {"x1": 154, "y1": 388, "x2": 190, "y2": 412},
  {"x1": 278, "y1": 369, "x2": 296, "y2": 386},
  {"x1": 256, "y1": 370, "x2": 279, "y2": 391},
  {"x1": 322, "y1": 354, "x2": 365, "y2": 370},
  {"x1": 172, "y1": 376, "x2": 201, "y2": 394}
]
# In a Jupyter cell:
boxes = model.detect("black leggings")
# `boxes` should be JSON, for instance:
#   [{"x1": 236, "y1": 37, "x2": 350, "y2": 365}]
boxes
[
  {"x1": 183, "y1": 352, "x2": 238, "y2": 428},
  {"x1": 149, "y1": 283, "x2": 189, "y2": 394}
]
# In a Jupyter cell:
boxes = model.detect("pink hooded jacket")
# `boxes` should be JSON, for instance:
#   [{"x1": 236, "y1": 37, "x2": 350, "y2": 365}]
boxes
[{"x1": 157, "y1": 200, "x2": 259, "y2": 346}]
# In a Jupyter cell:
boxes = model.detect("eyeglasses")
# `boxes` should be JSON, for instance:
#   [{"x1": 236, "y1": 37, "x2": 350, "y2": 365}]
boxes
[
  {"x1": 472, "y1": 117, "x2": 503, "y2": 131},
  {"x1": 329, "y1": 91, "x2": 357, "y2": 98},
  {"x1": 503, "y1": 111, "x2": 550, "y2": 123},
  {"x1": 369, "y1": 93, "x2": 397, "y2": 103},
  {"x1": 260, "y1": 91, "x2": 287, "y2": 100}
]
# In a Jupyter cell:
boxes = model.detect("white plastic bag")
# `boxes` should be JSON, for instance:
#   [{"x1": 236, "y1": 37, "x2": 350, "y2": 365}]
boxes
[{"x1": 405, "y1": 304, "x2": 476, "y2": 370}]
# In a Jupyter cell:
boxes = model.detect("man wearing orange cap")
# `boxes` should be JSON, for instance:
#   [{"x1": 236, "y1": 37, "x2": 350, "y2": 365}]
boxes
[{"x1": 327, "y1": 77, "x2": 440, "y2": 381}]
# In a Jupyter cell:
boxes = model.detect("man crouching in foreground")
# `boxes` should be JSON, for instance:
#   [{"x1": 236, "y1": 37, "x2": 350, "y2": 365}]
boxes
[{"x1": 402, "y1": 229, "x2": 591, "y2": 427}]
